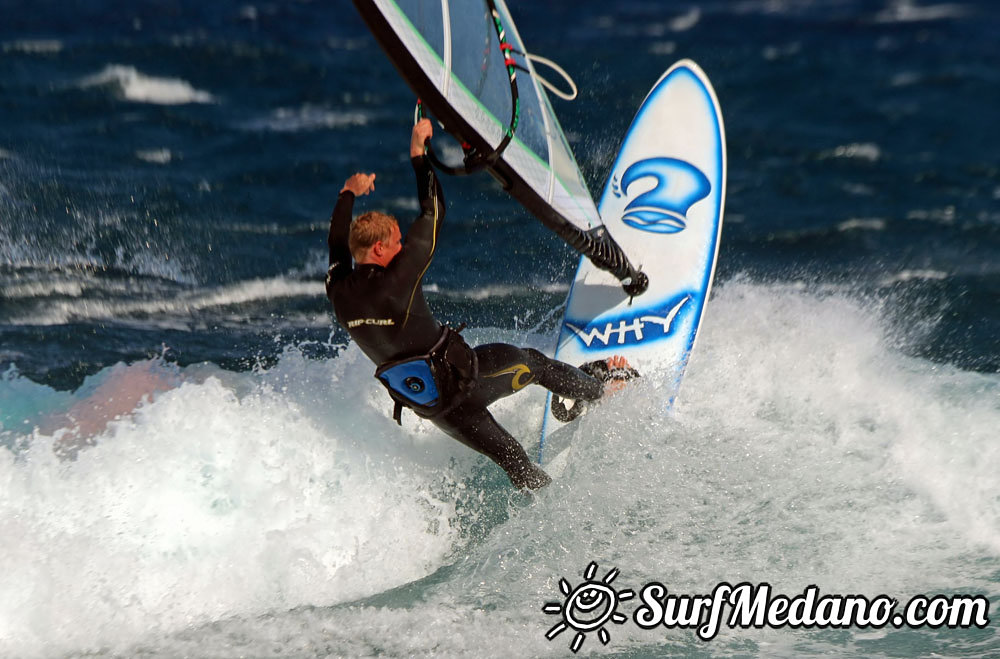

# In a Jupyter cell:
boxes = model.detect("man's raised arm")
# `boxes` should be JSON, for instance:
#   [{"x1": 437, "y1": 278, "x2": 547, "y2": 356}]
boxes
[
  {"x1": 397, "y1": 119, "x2": 445, "y2": 266},
  {"x1": 327, "y1": 172, "x2": 375, "y2": 283}
]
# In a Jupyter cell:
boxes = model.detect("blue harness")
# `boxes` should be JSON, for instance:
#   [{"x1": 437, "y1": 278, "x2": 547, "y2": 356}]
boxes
[
  {"x1": 374, "y1": 325, "x2": 478, "y2": 423},
  {"x1": 376, "y1": 356, "x2": 440, "y2": 407}
]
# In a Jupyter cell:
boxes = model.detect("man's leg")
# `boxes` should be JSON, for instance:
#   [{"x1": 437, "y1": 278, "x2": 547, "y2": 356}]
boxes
[
  {"x1": 427, "y1": 343, "x2": 622, "y2": 489},
  {"x1": 433, "y1": 404, "x2": 551, "y2": 489},
  {"x1": 471, "y1": 343, "x2": 603, "y2": 407}
]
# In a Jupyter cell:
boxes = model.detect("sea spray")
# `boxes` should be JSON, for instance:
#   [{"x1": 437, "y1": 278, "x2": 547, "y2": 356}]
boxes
[
  {"x1": 1, "y1": 282, "x2": 998, "y2": 657},
  {"x1": 0, "y1": 350, "x2": 466, "y2": 657}
]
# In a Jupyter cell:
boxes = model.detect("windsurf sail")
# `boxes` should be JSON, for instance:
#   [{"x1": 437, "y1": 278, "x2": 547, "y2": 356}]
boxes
[{"x1": 352, "y1": 0, "x2": 648, "y2": 296}]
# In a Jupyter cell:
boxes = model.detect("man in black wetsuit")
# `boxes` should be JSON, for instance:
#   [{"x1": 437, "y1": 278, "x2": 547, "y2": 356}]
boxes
[{"x1": 326, "y1": 119, "x2": 629, "y2": 489}]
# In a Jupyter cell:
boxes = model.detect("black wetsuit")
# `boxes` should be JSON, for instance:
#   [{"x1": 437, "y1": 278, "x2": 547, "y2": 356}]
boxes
[{"x1": 326, "y1": 156, "x2": 603, "y2": 489}]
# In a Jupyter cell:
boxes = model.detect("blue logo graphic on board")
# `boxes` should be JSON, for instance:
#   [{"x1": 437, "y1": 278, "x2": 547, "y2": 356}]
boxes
[
  {"x1": 612, "y1": 158, "x2": 711, "y2": 234},
  {"x1": 565, "y1": 295, "x2": 692, "y2": 349}
]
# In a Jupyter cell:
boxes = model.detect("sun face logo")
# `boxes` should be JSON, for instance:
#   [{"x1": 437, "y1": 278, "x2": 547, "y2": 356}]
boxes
[{"x1": 542, "y1": 562, "x2": 635, "y2": 653}]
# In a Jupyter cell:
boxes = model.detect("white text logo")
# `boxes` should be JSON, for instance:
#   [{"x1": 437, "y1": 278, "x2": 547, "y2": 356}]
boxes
[{"x1": 566, "y1": 296, "x2": 689, "y2": 348}]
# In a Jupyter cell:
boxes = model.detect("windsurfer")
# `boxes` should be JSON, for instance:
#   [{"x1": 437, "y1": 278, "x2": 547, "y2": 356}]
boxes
[{"x1": 325, "y1": 119, "x2": 633, "y2": 489}]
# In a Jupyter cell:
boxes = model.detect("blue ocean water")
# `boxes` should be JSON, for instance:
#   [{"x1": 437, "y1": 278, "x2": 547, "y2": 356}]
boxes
[{"x1": 1, "y1": 0, "x2": 998, "y2": 657}]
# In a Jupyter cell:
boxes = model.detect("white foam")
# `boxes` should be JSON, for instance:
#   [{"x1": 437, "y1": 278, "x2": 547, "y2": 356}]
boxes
[
  {"x1": 2, "y1": 39, "x2": 63, "y2": 54},
  {"x1": 429, "y1": 282, "x2": 570, "y2": 301},
  {"x1": 386, "y1": 196, "x2": 421, "y2": 213},
  {"x1": 242, "y1": 106, "x2": 370, "y2": 132},
  {"x1": 836, "y1": 217, "x2": 887, "y2": 232},
  {"x1": 2, "y1": 278, "x2": 87, "y2": 299},
  {"x1": 877, "y1": 269, "x2": 950, "y2": 285},
  {"x1": 907, "y1": 206, "x2": 957, "y2": 223},
  {"x1": 669, "y1": 7, "x2": 701, "y2": 31},
  {"x1": 3, "y1": 283, "x2": 998, "y2": 657},
  {"x1": 648, "y1": 41, "x2": 677, "y2": 56},
  {"x1": 0, "y1": 350, "x2": 468, "y2": 657},
  {"x1": 873, "y1": 0, "x2": 970, "y2": 23},
  {"x1": 136, "y1": 148, "x2": 173, "y2": 164},
  {"x1": 79, "y1": 65, "x2": 215, "y2": 105},
  {"x1": 589, "y1": 9, "x2": 699, "y2": 39},
  {"x1": 217, "y1": 220, "x2": 324, "y2": 235},
  {"x1": 6, "y1": 276, "x2": 323, "y2": 326},
  {"x1": 822, "y1": 142, "x2": 882, "y2": 162},
  {"x1": 841, "y1": 182, "x2": 876, "y2": 196}
]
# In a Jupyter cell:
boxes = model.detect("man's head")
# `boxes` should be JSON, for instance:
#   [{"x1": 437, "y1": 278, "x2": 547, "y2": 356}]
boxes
[{"x1": 350, "y1": 211, "x2": 402, "y2": 266}]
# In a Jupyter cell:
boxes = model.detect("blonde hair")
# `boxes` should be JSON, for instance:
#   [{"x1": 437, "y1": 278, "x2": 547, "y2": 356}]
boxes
[{"x1": 349, "y1": 211, "x2": 398, "y2": 262}]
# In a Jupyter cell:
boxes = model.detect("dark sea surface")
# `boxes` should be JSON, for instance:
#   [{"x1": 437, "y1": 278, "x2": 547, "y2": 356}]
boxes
[{"x1": 1, "y1": 1, "x2": 998, "y2": 657}]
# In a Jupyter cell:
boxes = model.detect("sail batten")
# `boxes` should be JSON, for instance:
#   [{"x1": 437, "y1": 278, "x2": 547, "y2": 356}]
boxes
[{"x1": 440, "y1": 0, "x2": 451, "y2": 96}]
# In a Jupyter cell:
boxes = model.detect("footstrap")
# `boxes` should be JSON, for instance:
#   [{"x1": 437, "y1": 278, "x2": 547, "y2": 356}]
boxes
[
  {"x1": 580, "y1": 359, "x2": 640, "y2": 383},
  {"x1": 550, "y1": 359, "x2": 640, "y2": 424}
]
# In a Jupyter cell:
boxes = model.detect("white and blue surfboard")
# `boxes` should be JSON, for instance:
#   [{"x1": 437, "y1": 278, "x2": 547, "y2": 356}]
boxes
[{"x1": 539, "y1": 60, "x2": 726, "y2": 461}]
